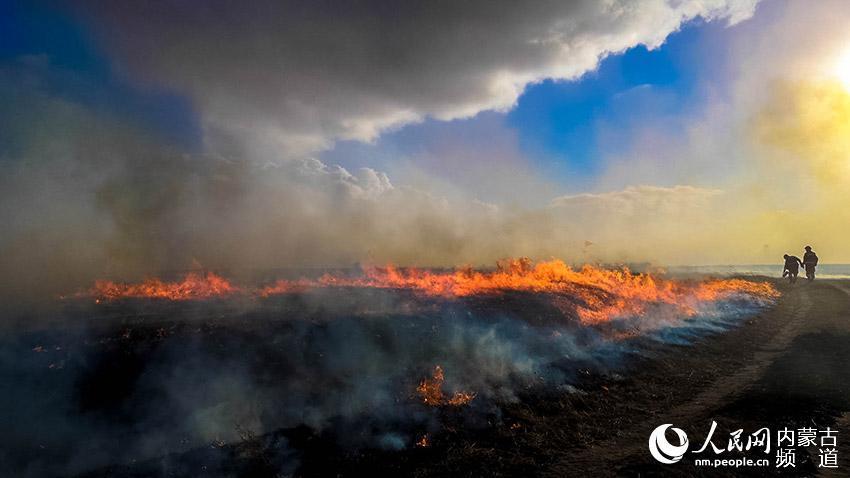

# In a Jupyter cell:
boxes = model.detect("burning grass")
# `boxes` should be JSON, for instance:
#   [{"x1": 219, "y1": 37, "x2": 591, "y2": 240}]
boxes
[
  {"x1": 91, "y1": 271, "x2": 240, "y2": 301},
  {"x1": 79, "y1": 258, "x2": 779, "y2": 325},
  {"x1": 24, "y1": 261, "x2": 784, "y2": 476},
  {"x1": 417, "y1": 365, "x2": 476, "y2": 407}
]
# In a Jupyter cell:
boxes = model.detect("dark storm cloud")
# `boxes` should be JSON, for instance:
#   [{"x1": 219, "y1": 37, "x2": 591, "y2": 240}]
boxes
[{"x1": 69, "y1": 0, "x2": 757, "y2": 157}]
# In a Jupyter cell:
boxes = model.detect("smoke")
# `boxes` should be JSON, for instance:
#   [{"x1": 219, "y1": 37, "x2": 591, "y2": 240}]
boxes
[
  {"x1": 0, "y1": 77, "x2": 731, "y2": 309},
  {"x1": 0, "y1": 285, "x2": 774, "y2": 476},
  {"x1": 555, "y1": 0, "x2": 850, "y2": 267},
  {"x1": 0, "y1": 74, "x2": 735, "y2": 308},
  {"x1": 5, "y1": 0, "x2": 847, "y2": 310},
  {"x1": 4, "y1": 1, "x2": 844, "y2": 475},
  {"x1": 717, "y1": 0, "x2": 850, "y2": 263},
  {"x1": 9, "y1": 0, "x2": 850, "y2": 308},
  {"x1": 0, "y1": 1, "x2": 769, "y2": 308}
]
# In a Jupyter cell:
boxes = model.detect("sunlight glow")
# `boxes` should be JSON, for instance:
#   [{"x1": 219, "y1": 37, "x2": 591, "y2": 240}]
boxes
[{"x1": 833, "y1": 48, "x2": 850, "y2": 90}]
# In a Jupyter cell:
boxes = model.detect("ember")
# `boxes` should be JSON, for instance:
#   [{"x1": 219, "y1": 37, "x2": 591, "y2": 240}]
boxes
[{"x1": 415, "y1": 434, "x2": 430, "y2": 448}]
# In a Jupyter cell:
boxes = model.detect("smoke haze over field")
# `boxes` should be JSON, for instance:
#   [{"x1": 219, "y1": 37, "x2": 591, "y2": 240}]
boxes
[
  {"x1": 3, "y1": 0, "x2": 850, "y2": 306},
  {"x1": 1, "y1": 281, "x2": 776, "y2": 476}
]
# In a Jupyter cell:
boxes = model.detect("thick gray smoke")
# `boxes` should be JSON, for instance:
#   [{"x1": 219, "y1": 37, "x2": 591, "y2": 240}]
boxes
[{"x1": 0, "y1": 83, "x2": 733, "y2": 310}]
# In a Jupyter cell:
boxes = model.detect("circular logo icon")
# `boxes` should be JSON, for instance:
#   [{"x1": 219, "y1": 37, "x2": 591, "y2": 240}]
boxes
[{"x1": 648, "y1": 424, "x2": 689, "y2": 464}]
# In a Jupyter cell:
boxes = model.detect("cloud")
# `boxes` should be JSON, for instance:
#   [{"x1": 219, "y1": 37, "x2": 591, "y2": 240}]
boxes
[
  {"x1": 70, "y1": 0, "x2": 758, "y2": 159},
  {"x1": 1, "y1": 1, "x2": 777, "y2": 309},
  {"x1": 551, "y1": 185, "x2": 722, "y2": 212}
]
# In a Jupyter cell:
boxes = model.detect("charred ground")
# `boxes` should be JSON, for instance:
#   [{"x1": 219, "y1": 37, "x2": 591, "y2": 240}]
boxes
[{"x1": 5, "y1": 278, "x2": 843, "y2": 477}]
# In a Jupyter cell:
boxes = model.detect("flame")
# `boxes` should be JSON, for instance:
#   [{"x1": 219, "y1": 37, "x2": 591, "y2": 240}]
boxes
[
  {"x1": 258, "y1": 278, "x2": 312, "y2": 297},
  {"x1": 415, "y1": 434, "x2": 430, "y2": 447},
  {"x1": 260, "y1": 259, "x2": 779, "y2": 324},
  {"x1": 90, "y1": 272, "x2": 239, "y2": 301},
  {"x1": 417, "y1": 365, "x2": 476, "y2": 407},
  {"x1": 416, "y1": 365, "x2": 446, "y2": 406},
  {"x1": 693, "y1": 278, "x2": 780, "y2": 301},
  {"x1": 446, "y1": 390, "x2": 477, "y2": 406},
  {"x1": 78, "y1": 259, "x2": 779, "y2": 326}
]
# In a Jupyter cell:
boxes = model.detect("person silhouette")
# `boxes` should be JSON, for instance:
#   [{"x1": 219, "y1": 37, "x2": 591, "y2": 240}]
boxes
[
  {"x1": 783, "y1": 254, "x2": 802, "y2": 284},
  {"x1": 802, "y1": 246, "x2": 819, "y2": 281}
]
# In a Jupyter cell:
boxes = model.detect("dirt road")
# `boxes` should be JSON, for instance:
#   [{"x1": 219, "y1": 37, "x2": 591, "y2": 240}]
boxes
[{"x1": 548, "y1": 279, "x2": 850, "y2": 476}]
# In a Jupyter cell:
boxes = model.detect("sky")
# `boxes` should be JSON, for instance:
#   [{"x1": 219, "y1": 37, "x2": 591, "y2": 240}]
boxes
[{"x1": 3, "y1": 0, "x2": 850, "y2": 302}]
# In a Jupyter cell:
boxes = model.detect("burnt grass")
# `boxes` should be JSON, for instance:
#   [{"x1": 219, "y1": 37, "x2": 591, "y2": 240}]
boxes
[{"x1": 7, "y1": 280, "x2": 850, "y2": 477}]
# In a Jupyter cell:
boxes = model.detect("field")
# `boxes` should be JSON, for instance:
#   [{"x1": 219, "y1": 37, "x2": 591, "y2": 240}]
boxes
[{"x1": 4, "y1": 273, "x2": 847, "y2": 477}]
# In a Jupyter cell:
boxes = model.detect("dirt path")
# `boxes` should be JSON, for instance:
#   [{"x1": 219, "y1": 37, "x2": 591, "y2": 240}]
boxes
[
  {"x1": 820, "y1": 283, "x2": 850, "y2": 477},
  {"x1": 548, "y1": 280, "x2": 850, "y2": 476}
]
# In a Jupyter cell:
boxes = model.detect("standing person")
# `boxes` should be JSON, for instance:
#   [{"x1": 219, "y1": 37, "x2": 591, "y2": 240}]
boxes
[
  {"x1": 802, "y1": 246, "x2": 819, "y2": 281},
  {"x1": 783, "y1": 254, "x2": 803, "y2": 284}
]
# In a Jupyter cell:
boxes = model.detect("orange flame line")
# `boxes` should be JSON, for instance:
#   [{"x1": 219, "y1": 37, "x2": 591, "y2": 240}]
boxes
[{"x1": 80, "y1": 259, "x2": 779, "y2": 325}]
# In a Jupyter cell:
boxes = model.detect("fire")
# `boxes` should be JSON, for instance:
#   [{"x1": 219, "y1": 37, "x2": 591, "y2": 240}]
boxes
[
  {"x1": 90, "y1": 272, "x2": 239, "y2": 301},
  {"x1": 417, "y1": 365, "x2": 476, "y2": 407},
  {"x1": 693, "y1": 278, "x2": 780, "y2": 302},
  {"x1": 77, "y1": 259, "x2": 779, "y2": 326},
  {"x1": 258, "y1": 278, "x2": 312, "y2": 297},
  {"x1": 258, "y1": 258, "x2": 779, "y2": 324},
  {"x1": 415, "y1": 434, "x2": 430, "y2": 447},
  {"x1": 446, "y1": 390, "x2": 477, "y2": 406},
  {"x1": 417, "y1": 365, "x2": 445, "y2": 406}
]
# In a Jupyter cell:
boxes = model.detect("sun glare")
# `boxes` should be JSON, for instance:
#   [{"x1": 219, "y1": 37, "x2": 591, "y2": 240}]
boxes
[{"x1": 833, "y1": 49, "x2": 850, "y2": 90}]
